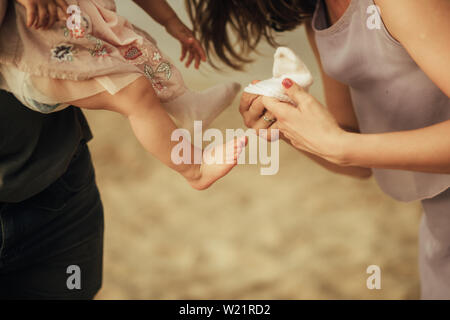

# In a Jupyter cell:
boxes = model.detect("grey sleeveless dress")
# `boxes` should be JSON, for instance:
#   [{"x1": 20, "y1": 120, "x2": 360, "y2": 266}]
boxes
[{"x1": 312, "y1": 0, "x2": 450, "y2": 298}]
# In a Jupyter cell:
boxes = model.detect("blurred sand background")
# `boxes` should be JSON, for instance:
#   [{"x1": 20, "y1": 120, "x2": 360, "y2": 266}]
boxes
[{"x1": 90, "y1": 0, "x2": 422, "y2": 299}]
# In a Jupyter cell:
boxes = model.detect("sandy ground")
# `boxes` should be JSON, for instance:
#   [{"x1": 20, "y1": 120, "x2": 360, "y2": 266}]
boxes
[{"x1": 90, "y1": 1, "x2": 423, "y2": 299}]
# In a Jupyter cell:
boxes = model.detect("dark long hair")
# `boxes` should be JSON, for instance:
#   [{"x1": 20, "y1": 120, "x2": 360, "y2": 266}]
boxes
[{"x1": 185, "y1": 0, "x2": 317, "y2": 70}]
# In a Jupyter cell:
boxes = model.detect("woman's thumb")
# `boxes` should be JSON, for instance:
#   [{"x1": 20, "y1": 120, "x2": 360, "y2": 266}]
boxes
[{"x1": 282, "y1": 78, "x2": 308, "y2": 106}]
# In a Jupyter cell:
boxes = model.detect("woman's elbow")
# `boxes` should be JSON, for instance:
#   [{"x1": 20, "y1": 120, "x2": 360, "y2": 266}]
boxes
[
  {"x1": 336, "y1": 166, "x2": 373, "y2": 180},
  {"x1": 351, "y1": 167, "x2": 373, "y2": 180}
]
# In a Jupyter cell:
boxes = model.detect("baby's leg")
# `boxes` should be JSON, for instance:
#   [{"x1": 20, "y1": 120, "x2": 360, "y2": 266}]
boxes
[
  {"x1": 69, "y1": 76, "x2": 246, "y2": 190},
  {"x1": 139, "y1": 37, "x2": 241, "y2": 130}
]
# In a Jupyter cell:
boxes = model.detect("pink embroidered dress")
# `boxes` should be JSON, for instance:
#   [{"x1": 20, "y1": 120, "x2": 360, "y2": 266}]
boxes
[{"x1": 0, "y1": 0, "x2": 186, "y2": 113}]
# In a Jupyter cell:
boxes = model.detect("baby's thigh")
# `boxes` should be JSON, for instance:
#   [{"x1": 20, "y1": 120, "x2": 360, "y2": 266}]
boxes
[{"x1": 69, "y1": 76, "x2": 160, "y2": 116}]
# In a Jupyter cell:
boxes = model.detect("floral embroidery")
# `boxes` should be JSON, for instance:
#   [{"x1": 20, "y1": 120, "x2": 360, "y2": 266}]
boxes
[
  {"x1": 124, "y1": 46, "x2": 143, "y2": 60},
  {"x1": 159, "y1": 62, "x2": 172, "y2": 80},
  {"x1": 84, "y1": 34, "x2": 110, "y2": 57},
  {"x1": 144, "y1": 62, "x2": 172, "y2": 81},
  {"x1": 144, "y1": 64, "x2": 152, "y2": 78},
  {"x1": 63, "y1": 26, "x2": 70, "y2": 38},
  {"x1": 89, "y1": 39, "x2": 110, "y2": 57},
  {"x1": 151, "y1": 80, "x2": 166, "y2": 91},
  {"x1": 119, "y1": 43, "x2": 148, "y2": 65},
  {"x1": 71, "y1": 27, "x2": 86, "y2": 39},
  {"x1": 152, "y1": 51, "x2": 161, "y2": 62},
  {"x1": 89, "y1": 45, "x2": 110, "y2": 57},
  {"x1": 63, "y1": 25, "x2": 85, "y2": 39},
  {"x1": 63, "y1": 16, "x2": 90, "y2": 39},
  {"x1": 51, "y1": 44, "x2": 76, "y2": 62},
  {"x1": 144, "y1": 63, "x2": 173, "y2": 91}
]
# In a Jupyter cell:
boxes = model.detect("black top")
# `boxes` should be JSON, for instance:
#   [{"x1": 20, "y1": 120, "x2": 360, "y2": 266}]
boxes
[{"x1": 0, "y1": 90, "x2": 92, "y2": 202}]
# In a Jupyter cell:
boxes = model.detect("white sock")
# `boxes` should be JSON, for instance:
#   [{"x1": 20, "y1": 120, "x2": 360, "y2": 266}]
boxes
[
  {"x1": 163, "y1": 82, "x2": 241, "y2": 131},
  {"x1": 243, "y1": 47, "x2": 313, "y2": 103}
]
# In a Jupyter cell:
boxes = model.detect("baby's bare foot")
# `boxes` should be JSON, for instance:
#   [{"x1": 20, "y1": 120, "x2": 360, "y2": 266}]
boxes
[{"x1": 188, "y1": 136, "x2": 247, "y2": 190}]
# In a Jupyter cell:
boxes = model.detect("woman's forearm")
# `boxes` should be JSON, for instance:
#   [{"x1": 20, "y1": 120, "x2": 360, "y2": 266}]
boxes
[
  {"x1": 341, "y1": 120, "x2": 450, "y2": 173},
  {"x1": 302, "y1": 149, "x2": 373, "y2": 179},
  {"x1": 132, "y1": 0, "x2": 180, "y2": 26},
  {"x1": 280, "y1": 136, "x2": 372, "y2": 179}
]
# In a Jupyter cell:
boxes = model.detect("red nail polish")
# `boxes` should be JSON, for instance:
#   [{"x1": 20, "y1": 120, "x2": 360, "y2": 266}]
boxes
[{"x1": 282, "y1": 78, "x2": 293, "y2": 89}]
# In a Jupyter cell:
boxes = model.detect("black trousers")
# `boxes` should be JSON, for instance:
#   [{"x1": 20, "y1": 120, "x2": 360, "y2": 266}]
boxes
[{"x1": 0, "y1": 142, "x2": 104, "y2": 299}]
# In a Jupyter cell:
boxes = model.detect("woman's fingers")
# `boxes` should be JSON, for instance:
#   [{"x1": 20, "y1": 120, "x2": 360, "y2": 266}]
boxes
[
  {"x1": 56, "y1": 0, "x2": 69, "y2": 13},
  {"x1": 193, "y1": 42, "x2": 206, "y2": 68},
  {"x1": 243, "y1": 96, "x2": 266, "y2": 127},
  {"x1": 239, "y1": 82, "x2": 265, "y2": 127},
  {"x1": 27, "y1": 0, "x2": 69, "y2": 30},
  {"x1": 253, "y1": 111, "x2": 277, "y2": 134},
  {"x1": 282, "y1": 78, "x2": 316, "y2": 110},
  {"x1": 194, "y1": 50, "x2": 201, "y2": 69},
  {"x1": 263, "y1": 110, "x2": 276, "y2": 122},
  {"x1": 47, "y1": 3, "x2": 57, "y2": 29},
  {"x1": 180, "y1": 45, "x2": 187, "y2": 61},
  {"x1": 239, "y1": 92, "x2": 258, "y2": 115},
  {"x1": 248, "y1": 96, "x2": 266, "y2": 118},
  {"x1": 254, "y1": 109, "x2": 277, "y2": 131},
  {"x1": 245, "y1": 97, "x2": 277, "y2": 133},
  {"x1": 190, "y1": 38, "x2": 207, "y2": 62},
  {"x1": 25, "y1": 3, "x2": 37, "y2": 27},
  {"x1": 182, "y1": 37, "x2": 204, "y2": 68},
  {"x1": 261, "y1": 96, "x2": 293, "y2": 121},
  {"x1": 238, "y1": 90, "x2": 284, "y2": 141},
  {"x1": 185, "y1": 50, "x2": 195, "y2": 68},
  {"x1": 195, "y1": 41, "x2": 207, "y2": 62},
  {"x1": 36, "y1": 4, "x2": 48, "y2": 29}
]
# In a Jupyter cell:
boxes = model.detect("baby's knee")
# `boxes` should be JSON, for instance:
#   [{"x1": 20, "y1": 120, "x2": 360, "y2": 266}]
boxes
[{"x1": 114, "y1": 77, "x2": 160, "y2": 115}]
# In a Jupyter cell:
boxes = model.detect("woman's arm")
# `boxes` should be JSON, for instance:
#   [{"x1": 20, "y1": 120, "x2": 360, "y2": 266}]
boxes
[
  {"x1": 262, "y1": 76, "x2": 450, "y2": 174},
  {"x1": 341, "y1": 0, "x2": 450, "y2": 172},
  {"x1": 376, "y1": 0, "x2": 450, "y2": 97},
  {"x1": 15, "y1": 0, "x2": 68, "y2": 29},
  {"x1": 260, "y1": 0, "x2": 450, "y2": 174},
  {"x1": 132, "y1": 0, "x2": 206, "y2": 68},
  {"x1": 132, "y1": 0, "x2": 177, "y2": 26},
  {"x1": 341, "y1": 121, "x2": 450, "y2": 173},
  {"x1": 286, "y1": 136, "x2": 373, "y2": 178}
]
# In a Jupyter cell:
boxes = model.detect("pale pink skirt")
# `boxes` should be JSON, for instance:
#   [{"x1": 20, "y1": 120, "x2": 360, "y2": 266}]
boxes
[{"x1": 0, "y1": 0, "x2": 186, "y2": 113}]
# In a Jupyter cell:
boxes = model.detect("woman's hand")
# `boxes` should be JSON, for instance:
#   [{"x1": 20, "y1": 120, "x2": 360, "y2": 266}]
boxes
[
  {"x1": 261, "y1": 78, "x2": 349, "y2": 164},
  {"x1": 164, "y1": 17, "x2": 207, "y2": 69},
  {"x1": 16, "y1": 0, "x2": 67, "y2": 29},
  {"x1": 239, "y1": 80, "x2": 283, "y2": 142},
  {"x1": 262, "y1": 78, "x2": 348, "y2": 164},
  {"x1": 240, "y1": 81, "x2": 375, "y2": 178}
]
